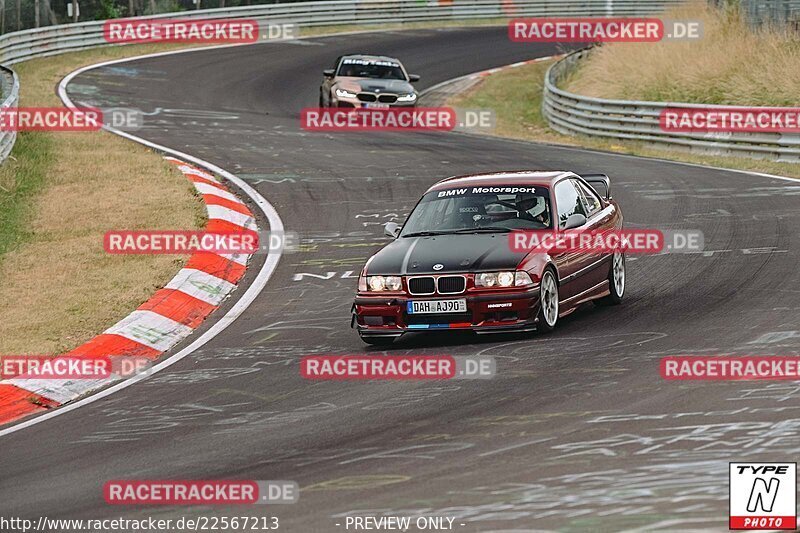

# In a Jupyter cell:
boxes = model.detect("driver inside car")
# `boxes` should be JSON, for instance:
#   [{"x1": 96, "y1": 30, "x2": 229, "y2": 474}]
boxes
[{"x1": 456, "y1": 195, "x2": 494, "y2": 228}]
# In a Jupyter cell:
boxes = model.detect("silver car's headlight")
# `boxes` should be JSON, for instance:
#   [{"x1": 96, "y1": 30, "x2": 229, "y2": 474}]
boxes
[
  {"x1": 476, "y1": 271, "x2": 533, "y2": 288},
  {"x1": 335, "y1": 88, "x2": 358, "y2": 98},
  {"x1": 397, "y1": 93, "x2": 417, "y2": 102}
]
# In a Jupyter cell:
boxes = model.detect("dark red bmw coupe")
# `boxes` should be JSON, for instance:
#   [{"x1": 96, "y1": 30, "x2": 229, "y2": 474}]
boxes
[{"x1": 352, "y1": 171, "x2": 624, "y2": 345}]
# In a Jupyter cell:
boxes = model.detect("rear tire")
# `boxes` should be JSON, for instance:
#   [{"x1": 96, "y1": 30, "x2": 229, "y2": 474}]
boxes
[
  {"x1": 536, "y1": 269, "x2": 559, "y2": 333},
  {"x1": 359, "y1": 335, "x2": 396, "y2": 346},
  {"x1": 597, "y1": 251, "x2": 625, "y2": 306}
]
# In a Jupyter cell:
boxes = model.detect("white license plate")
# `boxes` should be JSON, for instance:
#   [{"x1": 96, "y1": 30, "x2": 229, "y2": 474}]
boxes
[
  {"x1": 365, "y1": 102, "x2": 389, "y2": 109},
  {"x1": 407, "y1": 299, "x2": 467, "y2": 314}
]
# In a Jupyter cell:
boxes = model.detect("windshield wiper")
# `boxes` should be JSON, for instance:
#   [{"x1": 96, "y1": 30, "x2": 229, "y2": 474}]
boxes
[
  {"x1": 450, "y1": 227, "x2": 513, "y2": 233},
  {"x1": 403, "y1": 227, "x2": 513, "y2": 237},
  {"x1": 402, "y1": 231, "x2": 453, "y2": 237}
]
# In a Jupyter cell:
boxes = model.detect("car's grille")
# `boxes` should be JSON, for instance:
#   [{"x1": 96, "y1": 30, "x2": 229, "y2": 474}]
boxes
[
  {"x1": 378, "y1": 94, "x2": 398, "y2": 103},
  {"x1": 437, "y1": 276, "x2": 466, "y2": 294},
  {"x1": 408, "y1": 277, "x2": 435, "y2": 295},
  {"x1": 357, "y1": 93, "x2": 377, "y2": 102}
]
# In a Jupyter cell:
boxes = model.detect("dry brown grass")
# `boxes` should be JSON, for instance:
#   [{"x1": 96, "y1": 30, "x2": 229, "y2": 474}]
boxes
[
  {"x1": 0, "y1": 46, "x2": 206, "y2": 355},
  {"x1": 565, "y1": 1, "x2": 800, "y2": 106},
  {"x1": 451, "y1": 59, "x2": 800, "y2": 180}
]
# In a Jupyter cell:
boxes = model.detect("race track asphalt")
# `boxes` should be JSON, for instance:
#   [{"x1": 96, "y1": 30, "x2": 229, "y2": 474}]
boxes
[{"x1": 2, "y1": 26, "x2": 800, "y2": 532}]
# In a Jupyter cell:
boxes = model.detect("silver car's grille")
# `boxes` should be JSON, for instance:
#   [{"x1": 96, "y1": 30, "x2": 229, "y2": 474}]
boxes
[{"x1": 357, "y1": 92, "x2": 398, "y2": 103}]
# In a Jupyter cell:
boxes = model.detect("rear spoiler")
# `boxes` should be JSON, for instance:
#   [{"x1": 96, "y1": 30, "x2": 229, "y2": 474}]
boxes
[{"x1": 581, "y1": 173, "x2": 611, "y2": 200}]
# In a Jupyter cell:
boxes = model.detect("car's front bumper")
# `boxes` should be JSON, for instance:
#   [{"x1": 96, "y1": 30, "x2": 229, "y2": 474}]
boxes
[{"x1": 352, "y1": 286, "x2": 541, "y2": 337}]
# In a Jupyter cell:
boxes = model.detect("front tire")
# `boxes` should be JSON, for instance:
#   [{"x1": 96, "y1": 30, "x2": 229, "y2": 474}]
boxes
[
  {"x1": 536, "y1": 269, "x2": 559, "y2": 333},
  {"x1": 598, "y1": 251, "x2": 625, "y2": 305}
]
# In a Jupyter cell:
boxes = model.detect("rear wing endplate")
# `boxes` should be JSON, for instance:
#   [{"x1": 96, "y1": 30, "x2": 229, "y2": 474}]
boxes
[{"x1": 582, "y1": 173, "x2": 611, "y2": 200}]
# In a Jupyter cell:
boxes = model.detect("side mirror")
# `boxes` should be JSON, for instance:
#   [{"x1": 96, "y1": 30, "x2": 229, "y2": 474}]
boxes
[
  {"x1": 408, "y1": 74, "x2": 420, "y2": 82},
  {"x1": 323, "y1": 69, "x2": 335, "y2": 78},
  {"x1": 562, "y1": 213, "x2": 587, "y2": 230},
  {"x1": 582, "y1": 173, "x2": 611, "y2": 200},
  {"x1": 384, "y1": 221, "x2": 401, "y2": 238}
]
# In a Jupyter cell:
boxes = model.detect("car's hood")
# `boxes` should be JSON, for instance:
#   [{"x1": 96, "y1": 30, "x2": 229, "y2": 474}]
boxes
[
  {"x1": 367, "y1": 234, "x2": 528, "y2": 275},
  {"x1": 339, "y1": 77, "x2": 414, "y2": 94}
]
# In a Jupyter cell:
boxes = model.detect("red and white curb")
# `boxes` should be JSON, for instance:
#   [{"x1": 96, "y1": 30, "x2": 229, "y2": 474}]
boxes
[{"x1": 0, "y1": 157, "x2": 255, "y2": 423}]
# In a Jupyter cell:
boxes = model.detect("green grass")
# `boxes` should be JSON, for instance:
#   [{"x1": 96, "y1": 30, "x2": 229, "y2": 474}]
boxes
[
  {"x1": 0, "y1": 132, "x2": 53, "y2": 260},
  {"x1": 452, "y1": 60, "x2": 553, "y2": 139}
]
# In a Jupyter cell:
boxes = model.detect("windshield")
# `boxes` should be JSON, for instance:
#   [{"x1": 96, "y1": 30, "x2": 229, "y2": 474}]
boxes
[
  {"x1": 337, "y1": 59, "x2": 407, "y2": 80},
  {"x1": 400, "y1": 185, "x2": 553, "y2": 236}
]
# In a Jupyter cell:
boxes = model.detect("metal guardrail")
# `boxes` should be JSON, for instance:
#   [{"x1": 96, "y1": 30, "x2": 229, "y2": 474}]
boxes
[
  {"x1": 0, "y1": 65, "x2": 19, "y2": 163},
  {"x1": 0, "y1": 0, "x2": 682, "y2": 165},
  {"x1": 739, "y1": 0, "x2": 800, "y2": 27},
  {"x1": 543, "y1": 48, "x2": 800, "y2": 162},
  {"x1": 0, "y1": 0, "x2": 684, "y2": 65}
]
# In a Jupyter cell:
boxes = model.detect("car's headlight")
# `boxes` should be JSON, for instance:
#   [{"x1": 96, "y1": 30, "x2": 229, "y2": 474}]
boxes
[
  {"x1": 476, "y1": 271, "x2": 533, "y2": 288},
  {"x1": 366, "y1": 275, "x2": 402, "y2": 291},
  {"x1": 335, "y1": 88, "x2": 358, "y2": 98},
  {"x1": 497, "y1": 272, "x2": 514, "y2": 287},
  {"x1": 476, "y1": 272, "x2": 499, "y2": 287},
  {"x1": 397, "y1": 93, "x2": 417, "y2": 102},
  {"x1": 514, "y1": 271, "x2": 534, "y2": 287},
  {"x1": 385, "y1": 276, "x2": 402, "y2": 290}
]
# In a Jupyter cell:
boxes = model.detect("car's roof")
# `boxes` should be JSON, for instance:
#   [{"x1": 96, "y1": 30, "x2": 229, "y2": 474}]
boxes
[
  {"x1": 340, "y1": 54, "x2": 401, "y2": 63},
  {"x1": 427, "y1": 171, "x2": 574, "y2": 192}
]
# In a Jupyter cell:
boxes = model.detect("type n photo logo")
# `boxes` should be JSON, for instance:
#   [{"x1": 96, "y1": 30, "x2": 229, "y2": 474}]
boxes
[{"x1": 730, "y1": 462, "x2": 796, "y2": 530}]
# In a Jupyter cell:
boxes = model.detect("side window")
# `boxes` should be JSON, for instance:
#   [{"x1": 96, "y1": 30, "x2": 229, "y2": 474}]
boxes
[
  {"x1": 554, "y1": 180, "x2": 587, "y2": 228},
  {"x1": 573, "y1": 179, "x2": 602, "y2": 216}
]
